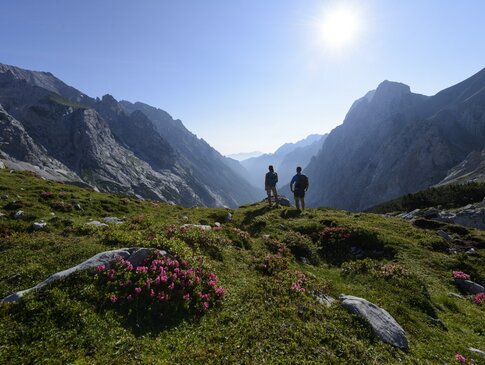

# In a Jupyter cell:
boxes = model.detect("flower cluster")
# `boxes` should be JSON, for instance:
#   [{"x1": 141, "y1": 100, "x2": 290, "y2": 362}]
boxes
[
  {"x1": 473, "y1": 292, "x2": 485, "y2": 305},
  {"x1": 377, "y1": 263, "x2": 410, "y2": 278},
  {"x1": 452, "y1": 271, "x2": 471, "y2": 280},
  {"x1": 291, "y1": 271, "x2": 306, "y2": 293},
  {"x1": 49, "y1": 200, "x2": 73, "y2": 212},
  {"x1": 40, "y1": 191, "x2": 54, "y2": 199},
  {"x1": 455, "y1": 354, "x2": 466, "y2": 363},
  {"x1": 97, "y1": 252, "x2": 225, "y2": 314},
  {"x1": 318, "y1": 226, "x2": 353, "y2": 243},
  {"x1": 226, "y1": 227, "x2": 252, "y2": 249},
  {"x1": 166, "y1": 224, "x2": 178, "y2": 238}
]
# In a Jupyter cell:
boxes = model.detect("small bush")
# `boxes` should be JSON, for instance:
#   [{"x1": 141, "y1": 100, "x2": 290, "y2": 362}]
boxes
[
  {"x1": 49, "y1": 201, "x2": 73, "y2": 212},
  {"x1": 224, "y1": 227, "x2": 252, "y2": 249},
  {"x1": 96, "y1": 252, "x2": 225, "y2": 316},
  {"x1": 282, "y1": 231, "x2": 318, "y2": 263}
]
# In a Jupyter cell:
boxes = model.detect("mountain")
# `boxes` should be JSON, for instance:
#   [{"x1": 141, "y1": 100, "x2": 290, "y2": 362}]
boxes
[
  {"x1": 226, "y1": 151, "x2": 264, "y2": 161},
  {"x1": 0, "y1": 63, "x2": 259, "y2": 207},
  {"x1": 438, "y1": 149, "x2": 485, "y2": 185},
  {"x1": 240, "y1": 134, "x2": 327, "y2": 188},
  {"x1": 305, "y1": 68, "x2": 485, "y2": 211}
]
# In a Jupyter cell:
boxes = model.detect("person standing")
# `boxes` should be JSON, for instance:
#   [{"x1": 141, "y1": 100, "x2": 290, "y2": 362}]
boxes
[
  {"x1": 290, "y1": 166, "x2": 309, "y2": 211},
  {"x1": 265, "y1": 165, "x2": 278, "y2": 206}
]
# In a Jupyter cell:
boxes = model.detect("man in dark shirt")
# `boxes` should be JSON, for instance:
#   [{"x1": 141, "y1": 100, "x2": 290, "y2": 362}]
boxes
[
  {"x1": 290, "y1": 166, "x2": 309, "y2": 211},
  {"x1": 265, "y1": 165, "x2": 278, "y2": 206}
]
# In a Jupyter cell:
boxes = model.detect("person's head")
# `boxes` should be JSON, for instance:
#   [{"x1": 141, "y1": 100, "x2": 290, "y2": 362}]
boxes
[
  {"x1": 268, "y1": 165, "x2": 274, "y2": 172},
  {"x1": 296, "y1": 166, "x2": 302, "y2": 173}
]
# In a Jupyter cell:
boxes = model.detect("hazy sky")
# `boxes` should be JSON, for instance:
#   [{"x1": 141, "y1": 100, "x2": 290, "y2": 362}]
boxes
[{"x1": 1, "y1": 1, "x2": 484, "y2": 155}]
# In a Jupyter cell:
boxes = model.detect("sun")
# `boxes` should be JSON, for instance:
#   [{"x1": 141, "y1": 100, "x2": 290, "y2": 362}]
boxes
[{"x1": 319, "y1": 5, "x2": 361, "y2": 50}]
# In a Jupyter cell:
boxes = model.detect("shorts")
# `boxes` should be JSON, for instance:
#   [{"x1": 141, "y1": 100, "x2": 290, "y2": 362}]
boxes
[
  {"x1": 265, "y1": 185, "x2": 277, "y2": 195},
  {"x1": 294, "y1": 189, "x2": 305, "y2": 198}
]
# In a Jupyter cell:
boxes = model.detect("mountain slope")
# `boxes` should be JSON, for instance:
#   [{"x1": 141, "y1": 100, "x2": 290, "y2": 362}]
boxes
[
  {"x1": 305, "y1": 68, "x2": 485, "y2": 211},
  {"x1": 0, "y1": 63, "x2": 258, "y2": 207},
  {"x1": 240, "y1": 134, "x2": 327, "y2": 188}
]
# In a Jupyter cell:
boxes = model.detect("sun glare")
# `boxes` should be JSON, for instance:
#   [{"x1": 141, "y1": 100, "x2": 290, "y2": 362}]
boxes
[{"x1": 319, "y1": 5, "x2": 361, "y2": 50}]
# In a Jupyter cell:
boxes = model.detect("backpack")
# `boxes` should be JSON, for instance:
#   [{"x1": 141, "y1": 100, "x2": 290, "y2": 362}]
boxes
[{"x1": 294, "y1": 174, "x2": 308, "y2": 190}]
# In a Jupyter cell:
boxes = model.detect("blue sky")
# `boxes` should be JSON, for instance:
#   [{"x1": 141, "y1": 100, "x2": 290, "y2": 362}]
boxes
[{"x1": 1, "y1": 1, "x2": 484, "y2": 155}]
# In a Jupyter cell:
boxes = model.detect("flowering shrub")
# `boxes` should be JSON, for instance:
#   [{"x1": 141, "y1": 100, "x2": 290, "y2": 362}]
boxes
[
  {"x1": 225, "y1": 227, "x2": 252, "y2": 249},
  {"x1": 454, "y1": 354, "x2": 466, "y2": 363},
  {"x1": 318, "y1": 226, "x2": 352, "y2": 243},
  {"x1": 40, "y1": 191, "x2": 54, "y2": 199},
  {"x1": 452, "y1": 271, "x2": 471, "y2": 280},
  {"x1": 377, "y1": 263, "x2": 410, "y2": 278},
  {"x1": 341, "y1": 259, "x2": 379, "y2": 276},
  {"x1": 171, "y1": 225, "x2": 232, "y2": 260},
  {"x1": 259, "y1": 243, "x2": 289, "y2": 275},
  {"x1": 49, "y1": 200, "x2": 73, "y2": 212},
  {"x1": 291, "y1": 271, "x2": 306, "y2": 293},
  {"x1": 97, "y1": 252, "x2": 225, "y2": 315},
  {"x1": 473, "y1": 292, "x2": 485, "y2": 305},
  {"x1": 282, "y1": 231, "x2": 318, "y2": 263}
]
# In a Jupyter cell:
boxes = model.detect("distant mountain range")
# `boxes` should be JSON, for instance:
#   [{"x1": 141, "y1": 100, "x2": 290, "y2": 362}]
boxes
[
  {"x1": 240, "y1": 134, "x2": 328, "y2": 188},
  {"x1": 304, "y1": 67, "x2": 485, "y2": 211},
  {"x1": 226, "y1": 151, "x2": 264, "y2": 161},
  {"x1": 0, "y1": 63, "x2": 259, "y2": 207}
]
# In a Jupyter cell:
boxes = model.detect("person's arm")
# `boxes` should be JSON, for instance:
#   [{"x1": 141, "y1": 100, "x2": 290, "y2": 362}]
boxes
[
  {"x1": 305, "y1": 178, "x2": 309, "y2": 192},
  {"x1": 290, "y1": 176, "x2": 296, "y2": 192},
  {"x1": 275, "y1": 173, "x2": 278, "y2": 184}
]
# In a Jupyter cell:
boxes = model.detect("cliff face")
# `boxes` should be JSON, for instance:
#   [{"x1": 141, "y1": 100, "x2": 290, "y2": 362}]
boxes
[
  {"x1": 305, "y1": 69, "x2": 485, "y2": 211},
  {"x1": 0, "y1": 63, "x2": 259, "y2": 207}
]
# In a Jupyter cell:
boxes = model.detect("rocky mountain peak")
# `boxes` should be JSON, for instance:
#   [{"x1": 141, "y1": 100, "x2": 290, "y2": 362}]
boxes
[{"x1": 372, "y1": 80, "x2": 411, "y2": 104}]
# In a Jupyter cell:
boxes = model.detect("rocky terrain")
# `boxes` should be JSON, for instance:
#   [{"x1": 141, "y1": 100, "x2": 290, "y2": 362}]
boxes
[
  {"x1": 304, "y1": 68, "x2": 485, "y2": 211},
  {"x1": 0, "y1": 63, "x2": 259, "y2": 207}
]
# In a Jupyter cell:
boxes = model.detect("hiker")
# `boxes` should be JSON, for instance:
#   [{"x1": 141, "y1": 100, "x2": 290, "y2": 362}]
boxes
[
  {"x1": 265, "y1": 165, "x2": 278, "y2": 206},
  {"x1": 290, "y1": 166, "x2": 309, "y2": 211}
]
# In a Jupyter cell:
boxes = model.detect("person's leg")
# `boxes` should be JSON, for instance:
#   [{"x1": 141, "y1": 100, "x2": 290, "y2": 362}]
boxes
[
  {"x1": 295, "y1": 196, "x2": 300, "y2": 210},
  {"x1": 301, "y1": 198, "x2": 305, "y2": 212},
  {"x1": 274, "y1": 187, "x2": 278, "y2": 206},
  {"x1": 266, "y1": 188, "x2": 271, "y2": 205}
]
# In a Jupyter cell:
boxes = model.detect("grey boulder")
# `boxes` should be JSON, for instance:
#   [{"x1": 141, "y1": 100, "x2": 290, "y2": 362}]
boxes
[
  {"x1": 102, "y1": 217, "x2": 124, "y2": 225},
  {"x1": 340, "y1": 294, "x2": 409, "y2": 349},
  {"x1": 454, "y1": 279, "x2": 485, "y2": 295},
  {"x1": 1, "y1": 248, "x2": 164, "y2": 303},
  {"x1": 32, "y1": 222, "x2": 47, "y2": 230},
  {"x1": 86, "y1": 220, "x2": 108, "y2": 227}
]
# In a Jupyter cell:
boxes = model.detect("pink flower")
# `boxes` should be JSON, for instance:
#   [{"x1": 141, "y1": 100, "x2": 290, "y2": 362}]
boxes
[
  {"x1": 215, "y1": 287, "x2": 225, "y2": 297},
  {"x1": 106, "y1": 269, "x2": 116, "y2": 279},
  {"x1": 168, "y1": 282, "x2": 175, "y2": 290},
  {"x1": 202, "y1": 302, "x2": 209, "y2": 311},
  {"x1": 157, "y1": 292, "x2": 166, "y2": 301},
  {"x1": 455, "y1": 354, "x2": 466, "y2": 363},
  {"x1": 183, "y1": 293, "x2": 190, "y2": 301},
  {"x1": 136, "y1": 266, "x2": 148, "y2": 273},
  {"x1": 135, "y1": 287, "x2": 142, "y2": 295},
  {"x1": 110, "y1": 294, "x2": 117, "y2": 303},
  {"x1": 127, "y1": 294, "x2": 133, "y2": 301},
  {"x1": 96, "y1": 264, "x2": 106, "y2": 272},
  {"x1": 473, "y1": 292, "x2": 485, "y2": 305},
  {"x1": 150, "y1": 289, "x2": 156, "y2": 297},
  {"x1": 452, "y1": 271, "x2": 470, "y2": 280}
]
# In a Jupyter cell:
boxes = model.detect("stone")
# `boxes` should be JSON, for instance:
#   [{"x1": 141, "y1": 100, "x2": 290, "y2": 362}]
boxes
[
  {"x1": 436, "y1": 230, "x2": 452, "y2": 241},
  {"x1": 214, "y1": 222, "x2": 222, "y2": 228},
  {"x1": 102, "y1": 217, "x2": 123, "y2": 225},
  {"x1": 0, "y1": 194, "x2": 8, "y2": 199},
  {"x1": 469, "y1": 348, "x2": 485, "y2": 357},
  {"x1": 0, "y1": 212, "x2": 5, "y2": 217},
  {"x1": 225, "y1": 213, "x2": 232, "y2": 222},
  {"x1": 340, "y1": 294, "x2": 409, "y2": 349},
  {"x1": 14, "y1": 210, "x2": 24, "y2": 219},
  {"x1": 428, "y1": 316, "x2": 447, "y2": 330},
  {"x1": 262, "y1": 234, "x2": 270, "y2": 239},
  {"x1": 182, "y1": 215, "x2": 189, "y2": 222},
  {"x1": 0, "y1": 160, "x2": 5, "y2": 169},
  {"x1": 276, "y1": 196, "x2": 291, "y2": 207},
  {"x1": 74, "y1": 203, "x2": 82, "y2": 210},
  {"x1": 32, "y1": 222, "x2": 47, "y2": 230},
  {"x1": 454, "y1": 279, "x2": 485, "y2": 295},
  {"x1": 448, "y1": 292, "x2": 464, "y2": 299},
  {"x1": 300, "y1": 257, "x2": 309, "y2": 264},
  {"x1": 278, "y1": 224, "x2": 286, "y2": 230},
  {"x1": 180, "y1": 224, "x2": 212, "y2": 231},
  {"x1": 464, "y1": 204, "x2": 475, "y2": 210},
  {"x1": 1, "y1": 248, "x2": 164, "y2": 303},
  {"x1": 86, "y1": 220, "x2": 108, "y2": 227},
  {"x1": 422, "y1": 208, "x2": 439, "y2": 219},
  {"x1": 466, "y1": 248, "x2": 477, "y2": 256},
  {"x1": 399, "y1": 209, "x2": 421, "y2": 220},
  {"x1": 314, "y1": 292, "x2": 335, "y2": 307}
]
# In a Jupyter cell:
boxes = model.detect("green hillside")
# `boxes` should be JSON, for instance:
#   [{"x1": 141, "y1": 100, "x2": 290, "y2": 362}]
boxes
[
  {"x1": 0, "y1": 169, "x2": 483, "y2": 364},
  {"x1": 367, "y1": 182, "x2": 485, "y2": 214}
]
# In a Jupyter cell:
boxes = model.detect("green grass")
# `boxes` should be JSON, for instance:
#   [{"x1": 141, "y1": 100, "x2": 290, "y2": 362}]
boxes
[{"x1": 0, "y1": 169, "x2": 483, "y2": 364}]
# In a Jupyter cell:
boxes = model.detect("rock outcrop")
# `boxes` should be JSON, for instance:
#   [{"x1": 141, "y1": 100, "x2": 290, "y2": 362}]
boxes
[
  {"x1": 1, "y1": 248, "x2": 162, "y2": 303},
  {"x1": 340, "y1": 294, "x2": 409, "y2": 349}
]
